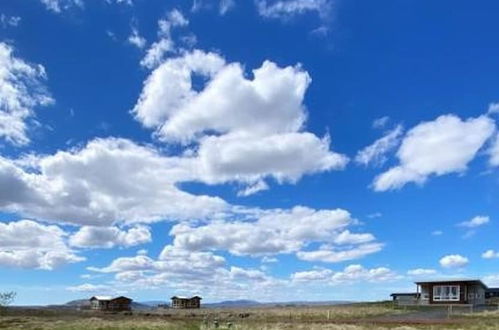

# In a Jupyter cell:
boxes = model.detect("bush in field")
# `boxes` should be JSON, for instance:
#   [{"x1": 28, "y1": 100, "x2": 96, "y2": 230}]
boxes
[{"x1": 0, "y1": 291, "x2": 16, "y2": 307}]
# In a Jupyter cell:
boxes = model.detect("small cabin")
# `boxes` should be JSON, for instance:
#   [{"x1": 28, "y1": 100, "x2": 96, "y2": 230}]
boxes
[
  {"x1": 89, "y1": 296, "x2": 132, "y2": 311},
  {"x1": 171, "y1": 296, "x2": 202, "y2": 309},
  {"x1": 391, "y1": 279, "x2": 487, "y2": 306}
]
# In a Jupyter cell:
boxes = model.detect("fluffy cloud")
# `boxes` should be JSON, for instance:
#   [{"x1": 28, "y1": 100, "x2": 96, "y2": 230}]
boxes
[
  {"x1": 83, "y1": 206, "x2": 383, "y2": 295},
  {"x1": 88, "y1": 255, "x2": 157, "y2": 273},
  {"x1": 488, "y1": 102, "x2": 499, "y2": 114},
  {"x1": 0, "y1": 133, "x2": 353, "y2": 251},
  {"x1": 373, "y1": 115, "x2": 495, "y2": 191},
  {"x1": 292, "y1": 264, "x2": 399, "y2": 284},
  {"x1": 134, "y1": 50, "x2": 225, "y2": 128},
  {"x1": 196, "y1": 133, "x2": 346, "y2": 185},
  {"x1": 171, "y1": 206, "x2": 380, "y2": 262},
  {"x1": 134, "y1": 52, "x2": 308, "y2": 141},
  {"x1": 0, "y1": 42, "x2": 54, "y2": 145},
  {"x1": 296, "y1": 243, "x2": 383, "y2": 263},
  {"x1": 458, "y1": 215, "x2": 490, "y2": 228},
  {"x1": 291, "y1": 267, "x2": 333, "y2": 282},
  {"x1": 482, "y1": 250, "x2": 499, "y2": 259},
  {"x1": 67, "y1": 283, "x2": 110, "y2": 293},
  {"x1": 0, "y1": 220, "x2": 83, "y2": 269},
  {"x1": 407, "y1": 268, "x2": 437, "y2": 276},
  {"x1": 439, "y1": 254, "x2": 469, "y2": 268},
  {"x1": 256, "y1": 0, "x2": 331, "y2": 21},
  {"x1": 355, "y1": 125, "x2": 403, "y2": 166},
  {"x1": 69, "y1": 225, "x2": 151, "y2": 248},
  {"x1": 0, "y1": 138, "x2": 228, "y2": 226},
  {"x1": 141, "y1": 9, "x2": 190, "y2": 69},
  {"x1": 133, "y1": 50, "x2": 347, "y2": 192},
  {"x1": 86, "y1": 247, "x2": 289, "y2": 300}
]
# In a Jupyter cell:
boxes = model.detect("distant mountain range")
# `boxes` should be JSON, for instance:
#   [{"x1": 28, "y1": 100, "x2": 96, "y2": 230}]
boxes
[
  {"x1": 140, "y1": 299, "x2": 352, "y2": 308},
  {"x1": 204, "y1": 299, "x2": 261, "y2": 308},
  {"x1": 13, "y1": 299, "x2": 353, "y2": 310}
]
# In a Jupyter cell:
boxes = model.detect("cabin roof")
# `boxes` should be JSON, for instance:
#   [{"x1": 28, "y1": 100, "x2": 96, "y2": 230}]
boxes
[
  {"x1": 390, "y1": 292, "x2": 419, "y2": 297},
  {"x1": 414, "y1": 278, "x2": 487, "y2": 288},
  {"x1": 90, "y1": 295, "x2": 132, "y2": 302},
  {"x1": 90, "y1": 296, "x2": 113, "y2": 301},
  {"x1": 171, "y1": 295, "x2": 202, "y2": 300}
]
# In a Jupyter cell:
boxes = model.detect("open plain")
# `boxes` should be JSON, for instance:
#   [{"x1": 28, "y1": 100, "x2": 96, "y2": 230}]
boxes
[{"x1": 2, "y1": 303, "x2": 499, "y2": 330}]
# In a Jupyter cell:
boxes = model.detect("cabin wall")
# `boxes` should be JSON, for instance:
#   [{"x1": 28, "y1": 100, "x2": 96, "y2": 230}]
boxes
[
  {"x1": 467, "y1": 284, "x2": 485, "y2": 306},
  {"x1": 90, "y1": 298, "x2": 131, "y2": 311},
  {"x1": 171, "y1": 298, "x2": 201, "y2": 309},
  {"x1": 392, "y1": 295, "x2": 418, "y2": 306},
  {"x1": 418, "y1": 282, "x2": 486, "y2": 306}
]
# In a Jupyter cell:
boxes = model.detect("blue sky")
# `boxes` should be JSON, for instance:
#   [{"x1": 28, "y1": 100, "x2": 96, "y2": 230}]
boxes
[{"x1": 1, "y1": 0, "x2": 499, "y2": 305}]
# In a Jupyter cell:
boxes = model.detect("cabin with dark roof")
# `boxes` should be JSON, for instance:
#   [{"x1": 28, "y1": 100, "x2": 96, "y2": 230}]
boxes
[
  {"x1": 171, "y1": 296, "x2": 202, "y2": 309},
  {"x1": 391, "y1": 279, "x2": 487, "y2": 306},
  {"x1": 89, "y1": 296, "x2": 132, "y2": 311}
]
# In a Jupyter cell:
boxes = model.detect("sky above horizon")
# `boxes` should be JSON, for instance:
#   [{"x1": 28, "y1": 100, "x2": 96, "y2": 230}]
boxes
[{"x1": 2, "y1": 0, "x2": 499, "y2": 306}]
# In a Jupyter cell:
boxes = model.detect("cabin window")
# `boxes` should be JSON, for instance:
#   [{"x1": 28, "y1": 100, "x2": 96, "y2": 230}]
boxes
[{"x1": 433, "y1": 285, "x2": 460, "y2": 301}]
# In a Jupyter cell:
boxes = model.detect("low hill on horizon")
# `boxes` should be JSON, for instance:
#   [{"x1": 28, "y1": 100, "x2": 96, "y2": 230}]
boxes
[{"x1": 11, "y1": 298, "x2": 354, "y2": 310}]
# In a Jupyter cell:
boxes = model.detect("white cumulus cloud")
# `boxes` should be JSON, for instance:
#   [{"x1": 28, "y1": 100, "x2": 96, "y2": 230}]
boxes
[
  {"x1": 407, "y1": 268, "x2": 437, "y2": 276},
  {"x1": 373, "y1": 115, "x2": 495, "y2": 191},
  {"x1": 482, "y1": 249, "x2": 499, "y2": 259},
  {"x1": 292, "y1": 264, "x2": 399, "y2": 285},
  {"x1": 133, "y1": 50, "x2": 347, "y2": 193},
  {"x1": 296, "y1": 243, "x2": 383, "y2": 263},
  {"x1": 0, "y1": 138, "x2": 228, "y2": 226},
  {"x1": 0, "y1": 220, "x2": 84, "y2": 270},
  {"x1": 171, "y1": 206, "x2": 380, "y2": 262},
  {"x1": 458, "y1": 215, "x2": 490, "y2": 228},
  {"x1": 69, "y1": 225, "x2": 152, "y2": 248},
  {"x1": 439, "y1": 254, "x2": 469, "y2": 268}
]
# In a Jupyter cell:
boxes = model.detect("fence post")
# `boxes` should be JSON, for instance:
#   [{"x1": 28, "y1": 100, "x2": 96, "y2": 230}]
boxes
[{"x1": 327, "y1": 310, "x2": 330, "y2": 320}]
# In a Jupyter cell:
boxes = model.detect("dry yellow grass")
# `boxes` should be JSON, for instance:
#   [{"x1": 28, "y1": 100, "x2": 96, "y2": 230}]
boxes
[{"x1": 2, "y1": 303, "x2": 499, "y2": 329}]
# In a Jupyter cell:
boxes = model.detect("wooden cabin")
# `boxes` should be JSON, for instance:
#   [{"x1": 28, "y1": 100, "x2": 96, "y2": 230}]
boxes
[
  {"x1": 391, "y1": 279, "x2": 487, "y2": 306},
  {"x1": 170, "y1": 296, "x2": 202, "y2": 309},
  {"x1": 89, "y1": 296, "x2": 132, "y2": 311}
]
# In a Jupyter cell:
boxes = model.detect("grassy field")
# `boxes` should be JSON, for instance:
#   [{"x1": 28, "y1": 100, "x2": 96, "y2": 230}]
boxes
[{"x1": 2, "y1": 303, "x2": 499, "y2": 329}]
